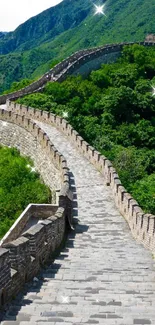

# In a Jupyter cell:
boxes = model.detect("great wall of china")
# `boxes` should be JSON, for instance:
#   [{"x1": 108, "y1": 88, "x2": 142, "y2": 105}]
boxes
[
  {"x1": 0, "y1": 41, "x2": 154, "y2": 105},
  {"x1": 0, "y1": 41, "x2": 155, "y2": 324}
]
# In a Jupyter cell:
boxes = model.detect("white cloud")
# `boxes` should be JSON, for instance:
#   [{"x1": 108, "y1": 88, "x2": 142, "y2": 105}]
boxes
[{"x1": 0, "y1": 0, "x2": 63, "y2": 31}]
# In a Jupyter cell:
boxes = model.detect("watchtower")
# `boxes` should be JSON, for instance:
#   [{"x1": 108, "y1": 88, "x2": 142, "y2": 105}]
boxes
[{"x1": 145, "y1": 34, "x2": 155, "y2": 42}]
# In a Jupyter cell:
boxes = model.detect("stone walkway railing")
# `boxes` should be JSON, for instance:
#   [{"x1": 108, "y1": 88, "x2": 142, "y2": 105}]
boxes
[{"x1": 0, "y1": 204, "x2": 59, "y2": 246}]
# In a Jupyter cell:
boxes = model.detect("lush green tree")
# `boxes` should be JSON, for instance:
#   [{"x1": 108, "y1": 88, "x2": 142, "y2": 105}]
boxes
[
  {"x1": 3, "y1": 79, "x2": 34, "y2": 94},
  {"x1": 0, "y1": 146, "x2": 51, "y2": 238},
  {"x1": 90, "y1": 69, "x2": 110, "y2": 88},
  {"x1": 96, "y1": 86, "x2": 136, "y2": 123},
  {"x1": 111, "y1": 147, "x2": 147, "y2": 190},
  {"x1": 131, "y1": 174, "x2": 155, "y2": 214}
]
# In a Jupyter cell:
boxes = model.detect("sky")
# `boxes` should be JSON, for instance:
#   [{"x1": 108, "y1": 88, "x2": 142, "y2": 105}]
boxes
[{"x1": 0, "y1": 0, "x2": 63, "y2": 32}]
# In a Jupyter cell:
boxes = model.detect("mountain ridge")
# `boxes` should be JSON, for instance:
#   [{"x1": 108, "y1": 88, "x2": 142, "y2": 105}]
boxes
[{"x1": 0, "y1": 0, "x2": 91, "y2": 54}]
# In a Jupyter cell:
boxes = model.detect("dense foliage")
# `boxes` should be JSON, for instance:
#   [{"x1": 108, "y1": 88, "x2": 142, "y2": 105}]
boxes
[
  {"x1": 0, "y1": 147, "x2": 51, "y2": 238},
  {"x1": 3, "y1": 79, "x2": 34, "y2": 94},
  {"x1": 17, "y1": 45, "x2": 155, "y2": 214},
  {"x1": 0, "y1": 0, "x2": 155, "y2": 92}
]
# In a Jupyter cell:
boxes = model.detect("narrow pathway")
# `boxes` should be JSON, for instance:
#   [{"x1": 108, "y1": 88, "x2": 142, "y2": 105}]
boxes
[{"x1": 2, "y1": 121, "x2": 155, "y2": 325}]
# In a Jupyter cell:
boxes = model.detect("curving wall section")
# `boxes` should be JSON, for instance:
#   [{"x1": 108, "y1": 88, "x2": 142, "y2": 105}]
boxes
[
  {"x1": 0, "y1": 107, "x2": 73, "y2": 306},
  {"x1": 0, "y1": 48, "x2": 97, "y2": 104},
  {"x1": 55, "y1": 41, "x2": 155, "y2": 81},
  {"x1": 0, "y1": 41, "x2": 154, "y2": 104},
  {"x1": 0, "y1": 40, "x2": 155, "y2": 307},
  {"x1": 7, "y1": 100, "x2": 155, "y2": 256}
]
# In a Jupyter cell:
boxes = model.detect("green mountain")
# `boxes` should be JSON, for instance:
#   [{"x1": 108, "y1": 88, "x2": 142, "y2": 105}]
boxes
[
  {"x1": 0, "y1": 32, "x2": 8, "y2": 39},
  {"x1": 0, "y1": 0, "x2": 155, "y2": 93},
  {"x1": 0, "y1": 0, "x2": 91, "y2": 54}
]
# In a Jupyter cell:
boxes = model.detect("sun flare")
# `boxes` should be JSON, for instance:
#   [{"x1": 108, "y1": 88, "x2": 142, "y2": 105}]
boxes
[
  {"x1": 94, "y1": 4, "x2": 106, "y2": 16},
  {"x1": 152, "y1": 86, "x2": 155, "y2": 96}
]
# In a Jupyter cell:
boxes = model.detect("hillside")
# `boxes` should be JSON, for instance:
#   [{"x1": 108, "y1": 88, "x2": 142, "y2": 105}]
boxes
[
  {"x1": 0, "y1": 0, "x2": 91, "y2": 54},
  {"x1": 0, "y1": 32, "x2": 7, "y2": 39},
  {"x1": 0, "y1": 0, "x2": 155, "y2": 92}
]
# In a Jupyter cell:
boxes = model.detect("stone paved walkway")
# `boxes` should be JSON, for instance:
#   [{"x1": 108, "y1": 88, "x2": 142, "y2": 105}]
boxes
[{"x1": 2, "y1": 121, "x2": 155, "y2": 325}]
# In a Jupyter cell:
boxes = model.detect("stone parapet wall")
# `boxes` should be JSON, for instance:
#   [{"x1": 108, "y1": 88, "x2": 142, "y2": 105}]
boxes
[
  {"x1": 56, "y1": 43, "x2": 132, "y2": 82},
  {"x1": 0, "y1": 108, "x2": 69, "y2": 183},
  {"x1": 0, "y1": 204, "x2": 58, "y2": 246},
  {"x1": 0, "y1": 206, "x2": 67, "y2": 306},
  {"x1": 0, "y1": 42, "x2": 154, "y2": 104},
  {"x1": 0, "y1": 108, "x2": 73, "y2": 307},
  {"x1": 8, "y1": 100, "x2": 155, "y2": 255},
  {"x1": 0, "y1": 117, "x2": 61, "y2": 192}
]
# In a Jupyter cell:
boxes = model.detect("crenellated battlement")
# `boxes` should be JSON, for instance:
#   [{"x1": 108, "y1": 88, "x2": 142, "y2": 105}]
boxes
[
  {"x1": 0, "y1": 206, "x2": 68, "y2": 306},
  {"x1": 0, "y1": 107, "x2": 73, "y2": 307}
]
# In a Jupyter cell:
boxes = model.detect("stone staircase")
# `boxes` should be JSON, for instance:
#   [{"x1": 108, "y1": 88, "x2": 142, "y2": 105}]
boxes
[{"x1": 1, "y1": 120, "x2": 155, "y2": 325}]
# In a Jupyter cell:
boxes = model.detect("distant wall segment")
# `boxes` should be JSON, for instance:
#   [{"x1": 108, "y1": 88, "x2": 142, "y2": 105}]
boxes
[
  {"x1": 55, "y1": 41, "x2": 155, "y2": 82},
  {"x1": 0, "y1": 42, "x2": 154, "y2": 104}
]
